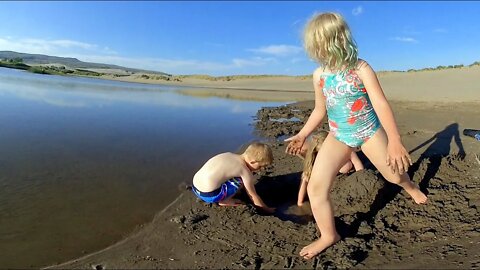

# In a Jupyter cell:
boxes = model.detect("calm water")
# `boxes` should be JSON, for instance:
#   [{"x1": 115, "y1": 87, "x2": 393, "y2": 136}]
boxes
[{"x1": 0, "y1": 67, "x2": 287, "y2": 268}]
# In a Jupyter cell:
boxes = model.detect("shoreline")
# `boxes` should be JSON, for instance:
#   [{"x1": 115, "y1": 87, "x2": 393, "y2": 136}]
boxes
[
  {"x1": 2, "y1": 65, "x2": 480, "y2": 103},
  {"x1": 46, "y1": 99, "x2": 480, "y2": 269},
  {"x1": 45, "y1": 193, "x2": 187, "y2": 269}
]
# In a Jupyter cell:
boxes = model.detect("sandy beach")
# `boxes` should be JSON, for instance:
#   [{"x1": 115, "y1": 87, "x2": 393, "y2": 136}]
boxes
[
  {"x1": 94, "y1": 66, "x2": 480, "y2": 103},
  {"x1": 47, "y1": 67, "x2": 480, "y2": 269}
]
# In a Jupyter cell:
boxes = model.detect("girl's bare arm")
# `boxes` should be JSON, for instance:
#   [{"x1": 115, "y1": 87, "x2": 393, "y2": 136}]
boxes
[
  {"x1": 357, "y1": 61, "x2": 412, "y2": 174},
  {"x1": 286, "y1": 68, "x2": 327, "y2": 156},
  {"x1": 297, "y1": 175, "x2": 309, "y2": 206}
]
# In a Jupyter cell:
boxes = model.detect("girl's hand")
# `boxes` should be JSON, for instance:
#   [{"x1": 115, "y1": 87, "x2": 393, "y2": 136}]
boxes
[
  {"x1": 386, "y1": 140, "x2": 413, "y2": 175},
  {"x1": 285, "y1": 134, "x2": 306, "y2": 156}
]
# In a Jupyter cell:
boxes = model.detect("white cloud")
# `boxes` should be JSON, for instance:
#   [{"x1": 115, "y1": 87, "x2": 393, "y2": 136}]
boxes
[
  {"x1": 290, "y1": 57, "x2": 304, "y2": 64},
  {"x1": 352, "y1": 6, "x2": 363, "y2": 16},
  {"x1": 0, "y1": 36, "x2": 291, "y2": 75},
  {"x1": 0, "y1": 37, "x2": 116, "y2": 55},
  {"x1": 390, "y1": 37, "x2": 419, "y2": 43},
  {"x1": 247, "y1": 45, "x2": 303, "y2": 57},
  {"x1": 232, "y1": 57, "x2": 276, "y2": 68},
  {"x1": 69, "y1": 54, "x2": 275, "y2": 75},
  {"x1": 291, "y1": 19, "x2": 302, "y2": 27},
  {"x1": 72, "y1": 54, "x2": 230, "y2": 72},
  {"x1": 49, "y1": 39, "x2": 96, "y2": 49}
]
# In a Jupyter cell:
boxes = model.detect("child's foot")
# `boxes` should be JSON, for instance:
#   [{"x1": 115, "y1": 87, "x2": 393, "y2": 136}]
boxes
[
  {"x1": 405, "y1": 183, "x2": 428, "y2": 204},
  {"x1": 299, "y1": 233, "x2": 341, "y2": 260},
  {"x1": 218, "y1": 198, "x2": 244, "y2": 207}
]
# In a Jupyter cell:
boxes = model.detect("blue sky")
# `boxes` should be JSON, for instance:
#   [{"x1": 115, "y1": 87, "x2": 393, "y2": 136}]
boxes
[{"x1": 0, "y1": 1, "x2": 479, "y2": 76}]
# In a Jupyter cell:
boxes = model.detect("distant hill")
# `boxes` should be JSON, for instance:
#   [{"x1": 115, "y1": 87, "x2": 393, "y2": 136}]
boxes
[{"x1": 0, "y1": 51, "x2": 170, "y2": 76}]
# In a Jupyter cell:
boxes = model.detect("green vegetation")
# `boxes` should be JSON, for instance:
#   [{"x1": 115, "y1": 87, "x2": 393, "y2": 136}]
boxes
[
  {"x1": 295, "y1": 75, "x2": 311, "y2": 80},
  {"x1": 112, "y1": 73, "x2": 130, "y2": 78},
  {"x1": 139, "y1": 74, "x2": 181, "y2": 81},
  {"x1": 176, "y1": 74, "x2": 300, "y2": 81},
  {"x1": 72, "y1": 68, "x2": 103, "y2": 76},
  {"x1": 0, "y1": 51, "x2": 171, "y2": 76},
  {"x1": 0, "y1": 58, "x2": 105, "y2": 76},
  {"x1": 391, "y1": 60, "x2": 479, "y2": 73},
  {"x1": 469, "y1": 61, "x2": 480, "y2": 67},
  {"x1": 0, "y1": 58, "x2": 30, "y2": 70},
  {"x1": 28, "y1": 66, "x2": 103, "y2": 76}
]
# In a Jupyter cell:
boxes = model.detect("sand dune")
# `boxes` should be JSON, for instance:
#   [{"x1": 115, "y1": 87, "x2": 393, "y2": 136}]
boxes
[{"x1": 100, "y1": 66, "x2": 480, "y2": 103}]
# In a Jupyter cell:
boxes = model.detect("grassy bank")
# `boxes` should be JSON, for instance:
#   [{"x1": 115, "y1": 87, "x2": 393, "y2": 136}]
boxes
[{"x1": 0, "y1": 59, "x2": 104, "y2": 76}]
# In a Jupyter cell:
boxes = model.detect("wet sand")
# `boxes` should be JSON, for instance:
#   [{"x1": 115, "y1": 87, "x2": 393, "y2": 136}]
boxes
[{"x1": 47, "y1": 68, "x2": 480, "y2": 269}]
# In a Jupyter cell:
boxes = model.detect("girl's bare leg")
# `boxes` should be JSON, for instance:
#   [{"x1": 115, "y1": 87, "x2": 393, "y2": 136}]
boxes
[
  {"x1": 361, "y1": 127, "x2": 427, "y2": 204},
  {"x1": 299, "y1": 133, "x2": 352, "y2": 259}
]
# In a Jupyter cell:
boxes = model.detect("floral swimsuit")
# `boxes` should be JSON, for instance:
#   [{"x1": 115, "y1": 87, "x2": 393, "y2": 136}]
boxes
[{"x1": 320, "y1": 69, "x2": 380, "y2": 147}]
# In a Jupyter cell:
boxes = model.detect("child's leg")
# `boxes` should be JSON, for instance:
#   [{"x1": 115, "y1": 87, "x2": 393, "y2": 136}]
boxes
[
  {"x1": 218, "y1": 197, "x2": 244, "y2": 206},
  {"x1": 361, "y1": 127, "x2": 427, "y2": 204},
  {"x1": 338, "y1": 151, "x2": 364, "y2": 173},
  {"x1": 218, "y1": 188, "x2": 244, "y2": 206},
  {"x1": 338, "y1": 160, "x2": 353, "y2": 174},
  {"x1": 299, "y1": 133, "x2": 352, "y2": 259},
  {"x1": 218, "y1": 179, "x2": 245, "y2": 207},
  {"x1": 350, "y1": 151, "x2": 364, "y2": 171}
]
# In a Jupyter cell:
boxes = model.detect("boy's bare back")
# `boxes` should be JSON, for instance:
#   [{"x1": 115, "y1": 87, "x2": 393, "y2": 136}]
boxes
[{"x1": 193, "y1": 152, "x2": 251, "y2": 192}]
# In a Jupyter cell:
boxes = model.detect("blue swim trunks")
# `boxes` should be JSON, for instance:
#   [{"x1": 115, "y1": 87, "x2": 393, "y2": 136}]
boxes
[{"x1": 192, "y1": 177, "x2": 243, "y2": 203}]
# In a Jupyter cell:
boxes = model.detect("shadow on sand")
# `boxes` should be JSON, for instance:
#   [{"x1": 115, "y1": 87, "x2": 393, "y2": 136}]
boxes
[
  {"x1": 339, "y1": 123, "x2": 465, "y2": 263},
  {"x1": 251, "y1": 123, "x2": 466, "y2": 264}
]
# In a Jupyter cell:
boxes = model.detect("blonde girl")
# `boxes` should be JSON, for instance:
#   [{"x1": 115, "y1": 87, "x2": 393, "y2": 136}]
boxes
[
  {"x1": 297, "y1": 131, "x2": 364, "y2": 206},
  {"x1": 285, "y1": 12, "x2": 427, "y2": 259}
]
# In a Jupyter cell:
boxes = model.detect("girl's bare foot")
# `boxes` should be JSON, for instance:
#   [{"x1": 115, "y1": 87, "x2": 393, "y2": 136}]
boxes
[
  {"x1": 404, "y1": 183, "x2": 428, "y2": 204},
  {"x1": 218, "y1": 198, "x2": 244, "y2": 207},
  {"x1": 299, "y1": 233, "x2": 341, "y2": 260}
]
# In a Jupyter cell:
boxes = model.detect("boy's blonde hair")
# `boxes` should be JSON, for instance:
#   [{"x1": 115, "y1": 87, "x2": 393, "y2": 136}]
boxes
[
  {"x1": 243, "y1": 142, "x2": 273, "y2": 165},
  {"x1": 303, "y1": 12, "x2": 358, "y2": 71},
  {"x1": 302, "y1": 131, "x2": 329, "y2": 181}
]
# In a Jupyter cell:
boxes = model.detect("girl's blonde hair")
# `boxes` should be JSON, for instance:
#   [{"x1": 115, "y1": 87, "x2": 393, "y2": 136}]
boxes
[
  {"x1": 303, "y1": 12, "x2": 358, "y2": 71},
  {"x1": 302, "y1": 131, "x2": 329, "y2": 182}
]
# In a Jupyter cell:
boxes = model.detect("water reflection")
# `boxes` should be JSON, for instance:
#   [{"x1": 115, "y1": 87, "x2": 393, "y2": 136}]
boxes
[
  {"x1": 0, "y1": 68, "x2": 267, "y2": 112},
  {"x1": 0, "y1": 67, "x2": 287, "y2": 268}
]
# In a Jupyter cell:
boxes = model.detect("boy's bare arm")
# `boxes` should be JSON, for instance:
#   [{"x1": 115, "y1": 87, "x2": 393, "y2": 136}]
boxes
[{"x1": 240, "y1": 171, "x2": 272, "y2": 210}]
